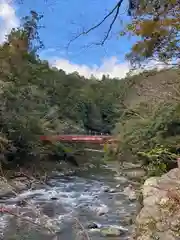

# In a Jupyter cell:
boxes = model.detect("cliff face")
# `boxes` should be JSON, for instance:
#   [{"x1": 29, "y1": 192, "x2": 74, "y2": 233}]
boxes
[{"x1": 133, "y1": 168, "x2": 180, "y2": 240}]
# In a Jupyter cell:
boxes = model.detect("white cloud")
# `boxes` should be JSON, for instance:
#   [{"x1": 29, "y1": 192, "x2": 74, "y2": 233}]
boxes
[
  {"x1": 53, "y1": 56, "x2": 130, "y2": 79},
  {"x1": 52, "y1": 56, "x2": 172, "y2": 79},
  {"x1": 0, "y1": 0, "x2": 19, "y2": 43}
]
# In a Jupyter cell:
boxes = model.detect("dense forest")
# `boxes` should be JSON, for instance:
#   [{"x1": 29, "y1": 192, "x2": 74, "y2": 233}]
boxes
[{"x1": 0, "y1": 11, "x2": 179, "y2": 177}]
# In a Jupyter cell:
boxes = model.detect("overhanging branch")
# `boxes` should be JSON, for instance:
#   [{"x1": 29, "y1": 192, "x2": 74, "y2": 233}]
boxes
[{"x1": 67, "y1": 0, "x2": 124, "y2": 48}]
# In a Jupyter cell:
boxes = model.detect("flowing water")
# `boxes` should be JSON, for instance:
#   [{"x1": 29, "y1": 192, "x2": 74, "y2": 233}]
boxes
[{"x1": 0, "y1": 162, "x2": 138, "y2": 240}]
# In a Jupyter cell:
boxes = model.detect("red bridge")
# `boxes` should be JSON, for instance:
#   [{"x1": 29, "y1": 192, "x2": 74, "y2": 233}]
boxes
[{"x1": 40, "y1": 135, "x2": 117, "y2": 144}]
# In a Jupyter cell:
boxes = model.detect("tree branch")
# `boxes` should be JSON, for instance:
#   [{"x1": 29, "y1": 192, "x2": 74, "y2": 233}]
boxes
[{"x1": 67, "y1": 0, "x2": 124, "y2": 48}]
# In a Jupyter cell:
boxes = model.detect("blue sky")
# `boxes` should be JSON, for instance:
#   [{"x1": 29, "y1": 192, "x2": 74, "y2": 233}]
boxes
[{"x1": 0, "y1": 0, "x2": 138, "y2": 78}]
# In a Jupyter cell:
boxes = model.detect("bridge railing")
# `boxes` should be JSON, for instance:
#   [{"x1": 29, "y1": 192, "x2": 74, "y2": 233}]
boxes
[{"x1": 86, "y1": 131, "x2": 110, "y2": 136}]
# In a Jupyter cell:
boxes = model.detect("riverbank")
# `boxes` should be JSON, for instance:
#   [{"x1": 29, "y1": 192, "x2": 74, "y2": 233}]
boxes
[{"x1": 111, "y1": 160, "x2": 180, "y2": 240}]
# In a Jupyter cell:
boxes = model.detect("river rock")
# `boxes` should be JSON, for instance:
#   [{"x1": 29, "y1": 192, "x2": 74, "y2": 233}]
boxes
[
  {"x1": 108, "y1": 188, "x2": 116, "y2": 193},
  {"x1": 122, "y1": 162, "x2": 143, "y2": 169},
  {"x1": 88, "y1": 228, "x2": 101, "y2": 234},
  {"x1": 51, "y1": 197, "x2": 58, "y2": 200},
  {"x1": 114, "y1": 176, "x2": 128, "y2": 183},
  {"x1": 123, "y1": 168, "x2": 146, "y2": 180},
  {"x1": 134, "y1": 168, "x2": 180, "y2": 240},
  {"x1": 87, "y1": 222, "x2": 99, "y2": 229},
  {"x1": 102, "y1": 186, "x2": 116, "y2": 193},
  {"x1": 120, "y1": 215, "x2": 134, "y2": 225},
  {"x1": 102, "y1": 186, "x2": 110, "y2": 192},
  {"x1": 123, "y1": 184, "x2": 136, "y2": 201},
  {"x1": 95, "y1": 204, "x2": 108, "y2": 216},
  {"x1": 100, "y1": 226, "x2": 128, "y2": 237}
]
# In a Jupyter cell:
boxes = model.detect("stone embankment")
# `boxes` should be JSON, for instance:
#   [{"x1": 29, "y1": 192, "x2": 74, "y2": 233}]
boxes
[{"x1": 133, "y1": 168, "x2": 180, "y2": 240}]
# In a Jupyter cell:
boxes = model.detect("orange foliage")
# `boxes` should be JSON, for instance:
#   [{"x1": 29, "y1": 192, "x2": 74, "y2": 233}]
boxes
[{"x1": 125, "y1": 0, "x2": 180, "y2": 65}]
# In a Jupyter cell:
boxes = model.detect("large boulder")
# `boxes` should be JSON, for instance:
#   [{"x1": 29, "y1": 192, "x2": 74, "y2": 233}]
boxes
[{"x1": 134, "y1": 168, "x2": 180, "y2": 240}]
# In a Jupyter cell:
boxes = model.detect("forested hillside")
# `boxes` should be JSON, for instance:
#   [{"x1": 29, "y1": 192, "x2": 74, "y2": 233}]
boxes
[
  {"x1": 0, "y1": 13, "x2": 123, "y2": 170},
  {"x1": 113, "y1": 68, "x2": 180, "y2": 176}
]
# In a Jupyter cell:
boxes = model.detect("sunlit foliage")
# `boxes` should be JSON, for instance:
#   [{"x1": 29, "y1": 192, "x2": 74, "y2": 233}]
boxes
[{"x1": 126, "y1": 0, "x2": 180, "y2": 66}]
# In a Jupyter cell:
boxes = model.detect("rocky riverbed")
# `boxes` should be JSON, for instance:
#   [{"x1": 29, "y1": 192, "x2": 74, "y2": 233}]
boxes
[{"x1": 0, "y1": 162, "x2": 143, "y2": 240}]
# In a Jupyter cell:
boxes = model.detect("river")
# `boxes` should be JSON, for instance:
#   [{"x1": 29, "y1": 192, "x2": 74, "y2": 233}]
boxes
[{"x1": 0, "y1": 161, "x2": 138, "y2": 240}]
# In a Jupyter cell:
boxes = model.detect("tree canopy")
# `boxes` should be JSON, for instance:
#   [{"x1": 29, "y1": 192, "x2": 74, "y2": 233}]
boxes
[{"x1": 126, "y1": 0, "x2": 180, "y2": 67}]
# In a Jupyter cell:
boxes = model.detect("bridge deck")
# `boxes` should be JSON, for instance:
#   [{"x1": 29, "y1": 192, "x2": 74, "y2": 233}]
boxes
[{"x1": 40, "y1": 135, "x2": 114, "y2": 143}]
